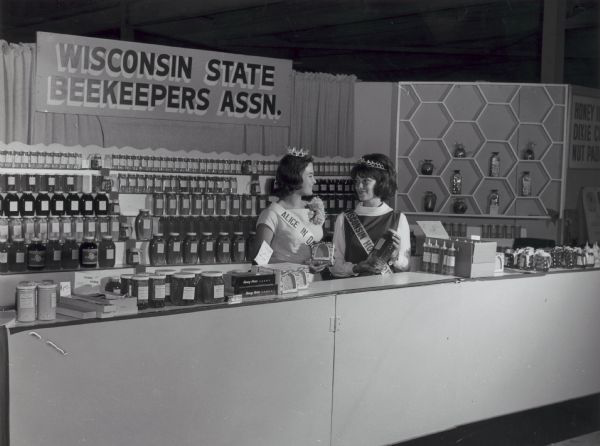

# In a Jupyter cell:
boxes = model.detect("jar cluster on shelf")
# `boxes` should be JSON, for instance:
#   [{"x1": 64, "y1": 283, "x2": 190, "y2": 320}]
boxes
[
  {"x1": 117, "y1": 267, "x2": 225, "y2": 310},
  {"x1": 0, "y1": 234, "x2": 116, "y2": 273},
  {"x1": 116, "y1": 174, "x2": 241, "y2": 194},
  {"x1": 1, "y1": 190, "x2": 114, "y2": 218},
  {"x1": 149, "y1": 193, "x2": 269, "y2": 218},
  {"x1": 0, "y1": 150, "x2": 84, "y2": 170},
  {"x1": 503, "y1": 245, "x2": 597, "y2": 272},
  {"x1": 1, "y1": 172, "x2": 85, "y2": 193}
]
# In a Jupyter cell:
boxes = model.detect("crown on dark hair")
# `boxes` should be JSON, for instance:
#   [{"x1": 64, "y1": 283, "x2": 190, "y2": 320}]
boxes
[
  {"x1": 286, "y1": 146, "x2": 309, "y2": 158},
  {"x1": 358, "y1": 157, "x2": 385, "y2": 170}
]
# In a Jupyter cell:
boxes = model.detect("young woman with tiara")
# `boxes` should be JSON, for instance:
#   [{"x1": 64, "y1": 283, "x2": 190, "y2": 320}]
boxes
[
  {"x1": 252, "y1": 148, "x2": 326, "y2": 268},
  {"x1": 330, "y1": 153, "x2": 411, "y2": 277}
]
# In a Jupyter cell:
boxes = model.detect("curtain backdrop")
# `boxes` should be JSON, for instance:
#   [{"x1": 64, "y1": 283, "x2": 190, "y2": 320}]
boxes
[
  {"x1": 0, "y1": 41, "x2": 354, "y2": 157},
  {"x1": 0, "y1": 41, "x2": 36, "y2": 144}
]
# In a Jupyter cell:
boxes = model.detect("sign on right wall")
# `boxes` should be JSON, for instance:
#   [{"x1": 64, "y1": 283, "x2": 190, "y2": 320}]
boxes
[{"x1": 570, "y1": 95, "x2": 600, "y2": 169}]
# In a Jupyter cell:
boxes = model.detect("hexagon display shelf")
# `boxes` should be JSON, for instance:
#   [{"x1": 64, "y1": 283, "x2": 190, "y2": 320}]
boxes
[{"x1": 396, "y1": 82, "x2": 568, "y2": 219}]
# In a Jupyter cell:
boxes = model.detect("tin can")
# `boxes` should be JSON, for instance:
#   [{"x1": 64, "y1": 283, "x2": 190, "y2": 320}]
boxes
[
  {"x1": 37, "y1": 282, "x2": 57, "y2": 321},
  {"x1": 16, "y1": 281, "x2": 37, "y2": 322}
]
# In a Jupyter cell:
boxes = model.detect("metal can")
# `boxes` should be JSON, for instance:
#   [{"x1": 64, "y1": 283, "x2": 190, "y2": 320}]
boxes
[
  {"x1": 16, "y1": 281, "x2": 37, "y2": 322},
  {"x1": 37, "y1": 282, "x2": 57, "y2": 321}
]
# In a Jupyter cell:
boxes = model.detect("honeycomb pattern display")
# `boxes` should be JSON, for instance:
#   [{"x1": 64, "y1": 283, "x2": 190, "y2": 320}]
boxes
[{"x1": 395, "y1": 82, "x2": 567, "y2": 217}]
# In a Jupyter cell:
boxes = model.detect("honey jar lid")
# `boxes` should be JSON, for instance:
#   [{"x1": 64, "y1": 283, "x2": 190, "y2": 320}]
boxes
[{"x1": 201, "y1": 271, "x2": 223, "y2": 278}]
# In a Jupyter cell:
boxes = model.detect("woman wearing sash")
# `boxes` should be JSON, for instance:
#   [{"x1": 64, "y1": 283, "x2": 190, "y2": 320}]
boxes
[
  {"x1": 253, "y1": 149, "x2": 325, "y2": 265},
  {"x1": 331, "y1": 153, "x2": 411, "y2": 277}
]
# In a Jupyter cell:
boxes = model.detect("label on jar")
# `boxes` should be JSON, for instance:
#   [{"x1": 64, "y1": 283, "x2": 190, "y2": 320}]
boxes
[
  {"x1": 238, "y1": 243, "x2": 244, "y2": 252},
  {"x1": 100, "y1": 222, "x2": 108, "y2": 233},
  {"x1": 111, "y1": 221, "x2": 119, "y2": 233},
  {"x1": 222, "y1": 243, "x2": 230, "y2": 253},
  {"x1": 16, "y1": 252, "x2": 25, "y2": 263},
  {"x1": 48, "y1": 177, "x2": 55, "y2": 186},
  {"x1": 25, "y1": 222, "x2": 34, "y2": 234},
  {"x1": 422, "y1": 251, "x2": 431, "y2": 263},
  {"x1": 143, "y1": 219, "x2": 150, "y2": 229},
  {"x1": 206, "y1": 242, "x2": 213, "y2": 251},
  {"x1": 51, "y1": 222, "x2": 60, "y2": 234},
  {"x1": 85, "y1": 201, "x2": 93, "y2": 211},
  {"x1": 207, "y1": 201, "x2": 214, "y2": 209},
  {"x1": 195, "y1": 199, "x2": 202, "y2": 208},
  {"x1": 88, "y1": 222, "x2": 96, "y2": 232},
  {"x1": 41, "y1": 201, "x2": 49, "y2": 211},
  {"x1": 72, "y1": 249, "x2": 79, "y2": 260},
  {"x1": 8, "y1": 177, "x2": 15, "y2": 186},
  {"x1": 446, "y1": 256, "x2": 455, "y2": 267},
  {"x1": 154, "y1": 284, "x2": 166, "y2": 300},
  {"x1": 99, "y1": 202, "x2": 107, "y2": 211},
  {"x1": 156, "y1": 199, "x2": 163, "y2": 208},
  {"x1": 137, "y1": 286, "x2": 149, "y2": 301},
  {"x1": 430, "y1": 253, "x2": 439, "y2": 264},
  {"x1": 63, "y1": 224, "x2": 71, "y2": 234},
  {"x1": 245, "y1": 200, "x2": 252, "y2": 209},
  {"x1": 67, "y1": 177, "x2": 74, "y2": 185},
  {"x1": 0, "y1": 226, "x2": 7, "y2": 238},
  {"x1": 29, "y1": 176, "x2": 36, "y2": 185},
  {"x1": 70, "y1": 201, "x2": 79, "y2": 211},
  {"x1": 169, "y1": 199, "x2": 177, "y2": 209},
  {"x1": 18, "y1": 290, "x2": 35, "y2": 309},
  {"x1": 28, "y1": 249, "x2": 45, "y2": 266},
  {"x1": 53, "y1": 250, "x2": 61, "y2": 261},
  {"x1": 106, "y1": 249, "x2": 114, "y2": 260},
  {"x1": 190, "y1": 243, "x2": 197, "y2": 253},
  {"x1": 55, "y1": 201, "x2": 64, "y2": 211},
  {"x1": 182, "y1": 286, "x2": 195, "y2": 300},
  {"x1": 157, "y1": 243, "x2": 164, "y2": 254},
  {"x1": 213, "y1": 284, "x2": 224, "y2": 299},
  {"x1": 180, "y1": 179, "x2": 188, "y2": 187},
  {"x1": 375, "y1": 238, "x2": 385, "y2": 250},
  {"x1": 13, "y1": 226, "x2": 22, "y2": 238},
  {"x1": 0, "y1": 252, "x2": 7, "y2": 263},
  {"x1": 220, "y1": 200, "x2": 227, "y2": 210},
  {"x1": 182, "y1": 198, "x2": 190, "y2": 209},
  {"x1": 165, "y1": 283, "x2": 171, "y2": 296},
  {"x1": 173, "y1": 242, "x2": 180, "y2": 251},
  {"x1": 233, "y1": 200, "x2": 239, "y2": 209},
  {"x1": 10, "y1": 202, "x2": 18, "y2": 212}
]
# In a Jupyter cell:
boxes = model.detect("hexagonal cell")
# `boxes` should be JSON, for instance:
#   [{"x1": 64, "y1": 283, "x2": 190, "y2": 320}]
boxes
[
  {"x1": 512, "y1": 198, "x2": 547, "y2": 216},
  {"x1": 510, "y1": 124, "x2": 552, "y2": 160},
  {"x1": 542, "y1": 144, "x2": 563, "y2": 179},
  {"x1": 508, "y1": 161, "x2": 550, "y2": 197},
  {"x1": 398, "y1": 84, "x2": 420, "y2": 120},
  {"x1": 408, "y1": 140, "x2": 450, "y2": 176},
  {"x1": 540, "y1": 180, "x2": 561, "y2": 214},
  {"x1": 543, "y1": 106, "x2": 566, "y2": 142},
  {"x1": 409, "y1": 177, "x2": 449, "y2": 213},
  {"x1": 474, "y1": 179, "x2": 515, "y2": 215},
  {"x1": 511, "y1": 86, "x2": 552, "y2": 122},
  {"x1": 545, "y1": 85, "x2": 567, "y2": 105},
  {"x1": 441, "y1": 159, "x2": 483, "y2": 195},
  {"x1": 396, "y1": 158, "x2": 418, "y2": 193},
  {"x1": 411, "y1": 103, "x2": 451, "y2": 138},
  {"x1": 477, "y1": 104, "x2": 518, "y2": 140},
  {"x1": 478, "y1": 84, "x2": 518, "y2": 103},
  {"x1": 441, "y1": 195, "x2": 482, "y2": 215},
  {"x1": 443, "y1": 122, "x2": 484, "y2": 157},
  {"x1": 444, "y1": 85, "x2": 485, "y2": 121},
  {"x1": 396, "y1": 193, "x2": 416, "y2": 212},
  {"x1": 413, "y1": 84, "x2": 452, "y2": 102},
  {"x1": 475, "y1": 142, "x2": 517, "y2": 177},
  {"x1": 397, "y1": 121, "x2": 419, "y2": 156}
]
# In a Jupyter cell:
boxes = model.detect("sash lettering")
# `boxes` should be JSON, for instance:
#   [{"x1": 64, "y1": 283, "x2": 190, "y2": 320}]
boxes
[{"x1": 344, "y1": 210, "x2": 392, "y2": 275}]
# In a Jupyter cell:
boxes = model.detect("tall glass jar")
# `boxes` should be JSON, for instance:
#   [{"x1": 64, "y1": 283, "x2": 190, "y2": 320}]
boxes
[
  {"x1": 191, "y1": 193, "x2": 203, "y2": 216},
  {"x1": 72, "y1": 216, "x2": 84, "y2": 242},
  {"x1": 98, "y1": 236, "x2": 116, "y2": 268},
  {"x1": 79, "y1": 236, "x2": 98, "y2": 268},
  {"x1": 61, "y1": 237, "x2": 79, "y2": 269},
  {"x1": 135, "y1": 209, "x2": 153, "y2": 241},
  {"x1": 183, "y1": 232, "x2": 199, "y2": 264},
  {"x1": 45, "y1": 237, "x2": 62, "y2": 270},
  {"x1": 170, "y1": 273, "x2": 196, "y2": 306},
  {"x1": 178, "y1": 194, "x2": 191, "y2": 216},
  {"x1": 229, "y1": 194, "x2": 241, "y2": 216},
  {"x1": 97, "y1": 216, "x2": 110, "y2": 240},
  {"x1": 50, "y1": 191, "x2": 66, "y2": 216},
  {"x1": 199, "y1": 232, "x2": 216, "y2": 263},
  {"x1": 80, "y1": 193, "x2": 95, "y2": 216},
  {"x1": 66, "y1": 192, "x2": 80, "y2": 216},
  {"x1": 149, "y1": 233, "x2": 167, "y2": 266},
  {"x1": 232, "y1": 232, "x2": 246, "y2": 263},
  {"x1": 166, "y1": 232, "x2": 183, "y2": 265},
  {"x1": 216, "y1": 232, "x2": 231, "y2": 263},
  {"x1": 0, "y1": 237, "x2": 7, "y2": 273},
  {"x1": 4, "y1": 192, "x2": 20, "y2": 217},
  {"x1": 19, "y1": 191, "x2": 36, "y2": 217},
  {"x1": 22, "y1": 216, "x2": 36, "y2": 243},
  {"x1": 152, "y1": 193, "x2": 165, "y2": 216},
  {"x1": 27, "y1": 237, "x2": 46, "y2": 270},
  {"x1": 132, "y1": 275, "x2": 149, "y2": 310},
  {"x1": 166, "y1": 193, "x2": 178, "y2": 216},
  {"x1": 9, "y1": 237, "x2": 27, "y2": 272},
  {"x1": 0, "y1": 217, "x2": 8, "y2": 240},
  {"x1": 109, "y1": 215, "x2": 120, "y2": 240},
  {"x1": 35, "y1": 191, "x2": 51, "y2": 216},
  {"x1": 83, "y1": 216, "x2": 96, "y2": 240},
  {"x1": 241, "y1": 195, "x2": 253, "y2": 216},
  {"x1": 9, "y1": 216, "x2": 23, "y2": 241},
  {"x1": 203, "y1": 194, "x2": 215, "y2": 216},
  {"x1": 94, "y1": 192, "x2": 109, "y2": 216},
  {"x1": 149, "y1": 274, "x2": 166, "y2": 308}
]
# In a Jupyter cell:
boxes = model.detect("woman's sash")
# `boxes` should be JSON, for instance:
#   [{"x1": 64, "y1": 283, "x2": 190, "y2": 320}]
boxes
[
  {"x1": 271, "y1": 202, "x2": 316, "y2": 245},
  {"x1": 344, "y1": 210, "x2": 392, "y2": 275}
]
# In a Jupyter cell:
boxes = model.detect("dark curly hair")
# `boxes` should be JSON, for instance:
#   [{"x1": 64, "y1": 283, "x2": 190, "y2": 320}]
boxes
[
  {"x1": 350, "y1": 153, "x2": 397, "y2": 201},
  {"x1": 274, "y1": 153, "x2": 314, "y2": 198}
]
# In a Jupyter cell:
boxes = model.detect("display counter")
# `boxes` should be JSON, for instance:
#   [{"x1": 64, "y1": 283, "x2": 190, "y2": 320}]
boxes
[{"x1": 2, "y1": 269, "x2": 600, "y2": 446}]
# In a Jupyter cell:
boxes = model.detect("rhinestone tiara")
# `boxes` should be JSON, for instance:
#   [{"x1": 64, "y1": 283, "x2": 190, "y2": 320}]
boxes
[
  {"x1": 358, "y1": 157, "x2": 386, "y2": 170},
  {"x1": 287, "y1": 146, "x2": 309, "y2": 158}
]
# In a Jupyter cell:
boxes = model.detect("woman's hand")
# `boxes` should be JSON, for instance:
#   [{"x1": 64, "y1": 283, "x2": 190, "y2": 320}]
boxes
[
  {"x1": 353, "y1": 259, "x2": 383, "y2": 275},
  {"x1": 388, "y1": 229, "x2": 402, "y2": 261}
]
